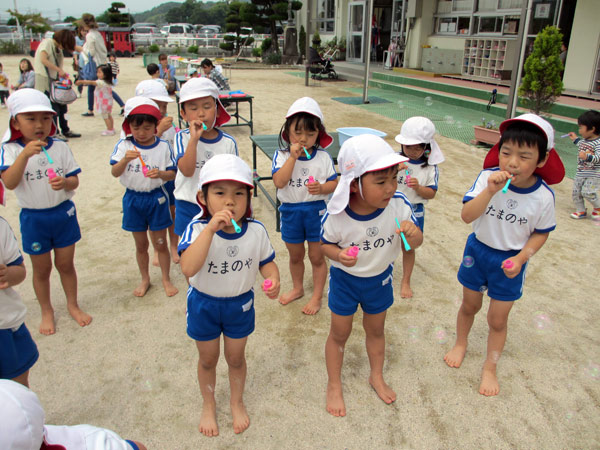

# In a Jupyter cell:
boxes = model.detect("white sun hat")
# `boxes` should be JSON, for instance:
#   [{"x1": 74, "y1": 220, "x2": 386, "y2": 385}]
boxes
[
  {"x1": 2, "y1": 88, "x2": 57, "y2": 142},
  {"x1": 121, "y1": 96, "x2": 162, "y2": 136},
  {"x1": 283, "y1": 96, "x2": 333, "y2": 148},
  {"x1": 178, "y1": 77, "x2": 230, "y2": 126},
  {"x1": 394, "y1": 116, "x2": 445, "y2": 165},
  {"x1": 327, "y1": 134, "x2": 408, "y2": 215},
  {"x1": 135, "y1": 79, "x2": 174, "y2": 103},
  {"x1": 0, "y1": 380, "x2": 45, "y2": 450},
  {"x1": 198, "y1": 154, "x2": 254, "y2": 191}
]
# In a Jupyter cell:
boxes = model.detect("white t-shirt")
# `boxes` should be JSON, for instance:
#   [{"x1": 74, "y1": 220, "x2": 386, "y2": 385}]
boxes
[
  {"x1": 464, "y1": 168, "x2": 556, "y2": 251},
  {"x1": 44, "y1": 424, "x2": 135, "y2": 450},
  {"x1": 178, "y1": 216, "x2": 275, "y2": 297},
  {"x1": 161, "y1": 125, "x2": 176, "y2": 150},
  {"x1": 272, "y1": 147, "x2": 337, "y2": 204},
  {"x1": 174, "y1": 129, "x2": 238, "y2": 203},
  {"x1": 0, "y1": 218, "x2": 26, "y2": 330},
  {"x1": 0, "y1": 138, "x2": 81, "y2": 209},
  {"x1": 110, "y1": 137, "x2": 176, "y2": 192},
  {"x1": 321, "y1": 192, "x2": 417, "y2": 278},
  {"x1": 397, "y1": 160, "x2": 439, "y2": 205}
]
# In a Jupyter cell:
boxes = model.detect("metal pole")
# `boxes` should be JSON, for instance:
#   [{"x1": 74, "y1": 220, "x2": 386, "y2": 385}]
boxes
[
  {"x1": 506, "y1": 0, "x2": 532, "y2": 119},
  {"x1": 305, "y1": 0, "x2": 312, "y2": 87},
  {"x1": 362, "y1": 0, "x2": 374, "y2": 103}
]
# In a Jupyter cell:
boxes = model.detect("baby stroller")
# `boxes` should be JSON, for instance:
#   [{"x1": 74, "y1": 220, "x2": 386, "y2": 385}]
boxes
[{"x1": 308, "y1": 47, "x2": 338, "y2": 80}]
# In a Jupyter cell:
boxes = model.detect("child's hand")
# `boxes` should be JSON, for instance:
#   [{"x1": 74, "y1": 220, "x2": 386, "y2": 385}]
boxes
[
  {"x1": 568, "y1": 132, "x2": 577, "y2": 141},
  {"x1": 189, "y1": 119, "x2": 206, "y2": 141},
  {"x1": 578, "y1": 150, "x2": 590, "y2": 160},
  {"x1": 338, "y1": 247, "x2": 358, "y2": 267},
  {"x1": 49, "y1": 175, "x2": 66, "y2": 191},
  {"x1": 487, "y1": 170, "x2": 512, "y2": 194},
  {"x1": 157, "y1": 116, "x2": 173, "y2": 135},
  {"x1": 502, "y1": 258, "x2": 521, "y2": 278},
  {"x1": 125, "y1": 149, "x2": 141, "y2": 162},
  {"x1": 146, "y1": 168, "x2": 160, "y2": 178},
  {"x1": 0, "y1": 264, "x2": 9, "y2": 289},
  {"x1": 207, "y1": 209, "x2": 234, "y2": 233},
  {"x1": 75, "y1": 80, "x2": 83, "y2": 86},
  {"x1": 406, "y1": 177, "x2": 420, "y2": 190},
  {"x1": 289, "y1": 142, "x2": 304, "y2": 160},
  {"x1": 396, "y1": 220, "x2": 419, "y2": 238},
  {"x1": 23, "y1": 140, "x2": 45, "y2": 158},
  {"x1": 262, "y1": 278, "x2": 280, "y2": 299},
  {"x1": 307, "y1": 179, "x2": 322, "y2": 195}
]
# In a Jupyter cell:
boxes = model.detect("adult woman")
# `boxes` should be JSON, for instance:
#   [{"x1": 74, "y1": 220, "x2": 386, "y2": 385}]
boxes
[
  {"x1": 33, "y1": 29, "x2": 81, "y2": 139},
  {"x1": 80, "y1": 13, "x2": 107, "y2": 117}
]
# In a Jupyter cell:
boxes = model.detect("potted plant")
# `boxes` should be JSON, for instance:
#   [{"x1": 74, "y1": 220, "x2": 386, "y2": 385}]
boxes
[
  {"x1": 472, "y1": 118, "x2": 501, "y2": 146},
  {"x1": 312, "y1": 30, "x2": 321, "y2": 49}
]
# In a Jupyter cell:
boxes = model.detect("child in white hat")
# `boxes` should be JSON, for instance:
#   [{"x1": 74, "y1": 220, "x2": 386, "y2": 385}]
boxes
[
  {"x1": 0, "y1": 379, "x2": 147, "y2": 450},
  {"x1": 321, "y1": 134, "x2": 422, "y2": 417},
  {"x1": 110, "y1": 96, "x2": 178, "y2": 298},
  {"x1": 445, "y1": 113, "x2": 565, "y2": 397},
  {"x1": 272, "y1": 97, "x2": 338, "y2": 314},
  {"x1": 179, "y1": 154, "x2": 280, "y2": 436},
  {"x1": 394, "y1": 116, "x2": 444, "y2": 298},
  {"x1": 173, "y1": 77, "x2": 236, "y2": 238},
  {"x1": 134, "y1": 79, "x2": 179, "y2": 264},
  {"x1": 0, "y1": 88, "x2": 90, "y2": 335}
]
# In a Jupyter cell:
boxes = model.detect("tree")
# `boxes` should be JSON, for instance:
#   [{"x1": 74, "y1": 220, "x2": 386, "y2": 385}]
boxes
[
  {"x1": 249, "y1": 0, "x2": 302, "y2": 54},
  {"x1": 7, "y1": 10, "x2": 50, "y2": 33},
  {"x1": 64, "y1": 16, "x2": 77, "y2": 23},
  {"x1": 518, "y1": 26, "x2": 564, "y2": 115},
  {"x1": 97, "y1": 2, "x2": 134, "y2": 27},
  {"x1": 220, "y1": 1, "x2": 255, "y2": 53}
]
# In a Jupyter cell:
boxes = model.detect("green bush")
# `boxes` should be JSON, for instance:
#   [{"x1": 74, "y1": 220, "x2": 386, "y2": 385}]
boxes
[
  {"x1": 0, "y1": 41, "x2": 22, "y2": 55},
  {"x1": 252, "y1": 48, "x2": 262, "y2": 57},
  {"x1": 172, "y1": 46, "x2": 182, "y2": 55},
  {"x1": 266, "y1": 52, "x2": 281, "y2": 64},
  {"x1": 261, "y1": 38, "x2": 272, "y2": 52},
  {"x1": 187, "y1": 45, "x2": 198, "y2": 54},
  {"x1": 136, "y1": 46, "x2": 147, "y2": 54},
  {"x1": 148, "y1": 44, "x2": 159, "y2": 53},
  {"x1": 220, "y1": 42, "x2": 234, "y2": 51}
]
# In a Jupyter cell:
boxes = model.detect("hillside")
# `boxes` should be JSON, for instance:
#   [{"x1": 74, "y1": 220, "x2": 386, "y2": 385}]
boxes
[{"x1": 132, "y1": 2, "x2": 181, "y2": 25}]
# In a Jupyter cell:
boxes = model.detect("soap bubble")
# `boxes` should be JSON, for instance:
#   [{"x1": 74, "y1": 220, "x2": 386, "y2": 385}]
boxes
[
  {"x1": 31, "y1": 242, "x2": 41, "y2": 252},
  {"x1": 454, "y1": 297, "x2": 462, "y2": 307},
  {"x1": 396, "y1": 100, "x2": 405, "y2": 109},
  {"x1": 424, "y1": 96, "x2": 433, "y2": 106},
  {"x1": 444, "y1": 115, "x2": 455, "y2": 125},
  {"x1": 456, "y1": 121, "x2": 463, "y2": 129},
  {"x1": 143, "y1": 380, "x2": 152, "y2": 391},
  {"x1": 462, "y1": 255, "x2": 474, "y2": 268},
  {"x1": 488, "y1": 351, "x2": 501, "y2": 363},
  {"x1": 433, "y1": 326, "x2": 448, "y2": 344},
  {"x1": 582, "y1": 361, "x2": 599, "y2": 380},
  {"x1": 408, "y1": 325, "x2": 420, "y2": 342},
  {"x1": 565, "y1": 411, "x2": 575, "y2": 421},
  {"x1": 532, "y1": 311, "x2": 553, "y2": 333},
  {"x1": 157, "y1": 238, "x2": 164, "y2": 245}
]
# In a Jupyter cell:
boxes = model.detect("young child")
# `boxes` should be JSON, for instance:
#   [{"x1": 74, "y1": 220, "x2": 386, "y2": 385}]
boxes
[
  {"x1": 272, "y1": 97, "x2": 338, "y2": 314},
  {"x1": 0, "y1": 62, "x2": 9, "y2": 107},
  {"x1": 14, "y1": 58, "x2": 35, "y2": 90},
  {"x1": 158, "y1": 53, "x2": 176, "y2": 94},
  {"x1": 108, "y1": 52, "x2": 125, "y2": 116},
  {"x1": 394, "y1": 116, "x2": 444, "y2": 298},
  {"x1": 173, "y1": 77, "x2": 237, "y2": 238},
  {"x1": 321, "y1": 135, "x2": 422, "y2": 416},
  {"x1": 567, "y1": 109, "x2": 600, "y2": 220},
  {"x1": 0, "y1": 89, "x2": 91, "y2": 335},
  {"x1": 0, "y1": 379, "x2": 147, "y2": 450},
  {"x1": 444, "y1": 113, "x2": 565, "y2": 396},
  {"x1": 0, "y1": 208, "x2": 38, "y2": 387},
  {"x1": 179, "y1": 154, "x2": 280, "y2": 436},
  {"x1": 75, "y1": 64, "x2": 115, "y2": 135},
  {"x1": 200, "y1": 58, "x2": 230, "y2": 91},
  {"x1": 110, "y1": 97, "x2": 178, "y2": 298}
]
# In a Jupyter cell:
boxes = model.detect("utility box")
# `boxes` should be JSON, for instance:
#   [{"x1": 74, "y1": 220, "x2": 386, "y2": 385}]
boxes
[{"x1": 406, "y1": 0, "x2": 422, "y2": 18}]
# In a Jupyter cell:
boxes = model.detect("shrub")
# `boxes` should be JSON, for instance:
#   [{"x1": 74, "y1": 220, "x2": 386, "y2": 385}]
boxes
[
  {"x1": 0, "y1": 41, "x2": 22, "y2": 54},
  {"x1": 188, "y1": 45, "x2": 198, "y2": 54},
  {"x1": 220, "y1": 42, "x2": 234, "y2": 52},
  {"x1": 136, "y1": 46, "x2": 147, "y2": 54},
  {"x1": 252, "y1": 47, "x2": 262, "y2": 57},
  {"x1": 148, "y1": 44, "x2": 159, "y2": 53},
  {"x1": 266, "y1": 52, "x2": 281, "y2": 64},
  {"x1": 261, "y1": 38, "x2": 272, "y2": 53}
]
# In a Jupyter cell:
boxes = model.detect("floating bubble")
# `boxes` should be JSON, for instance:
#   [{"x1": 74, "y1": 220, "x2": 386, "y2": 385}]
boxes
[
  {"x1": 31, "y1": 242, "x2": 41, "y2": 252},
  {"x1": 456, "y1": 120, "x2": 463, "y2": 129},
  {"x1": 488, "y1": 351, "x2": 501, "y2": 363},
  {"x1": 433, "y1": 326, "x2": 448, "y2": 344},
  {"x1": 454, "y1": 297, "x2": 462, "y2": 307},
  {"x1": 143, "y1": 380, "x2": 152, "y2": 391},
  {"x1": 444, "y1": 115, "x2": 455, "y2": 125},
  {"x1": 396, "y1": 100, "x2": 405, "y2": 109},
  {"x1": 408, "y1": 325, "x2": 420, "y2": 342},
  {"x1": 462, "y1": 255, "x2": 474, "y2": 268},
  {"x1": 582, "y1": 361, "x2": 599, "y2": 380},
  {"x1": 532, "y1": 311, "x2": 553, "y2": 333},
  {"x1": 424, "y1": 96, "x2": 433, "y2": 107},
  {"x1": 157, "y1": 238, "x2": 164, "y2": 245},
  {"x1": 565, "y1": 411, "x2": 575, "y2": 421}
]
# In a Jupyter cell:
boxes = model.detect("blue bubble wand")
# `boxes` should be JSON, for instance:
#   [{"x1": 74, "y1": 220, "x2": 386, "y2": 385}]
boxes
[
  {"x1": 42, "y1": 147, "x2": 53, "y2": 164},
  {"x1": 502, "y1": 178, "x2": 511, "y2": 193},
  {"x1": 303, "y1": 146, "x2": 311, "y2": 159},
  {"x1": 395, "y1": 217, "x2": 411, "y2": 251},
  {"x1": 231, "y1": 218, "x2": 242, "y2": 233}
]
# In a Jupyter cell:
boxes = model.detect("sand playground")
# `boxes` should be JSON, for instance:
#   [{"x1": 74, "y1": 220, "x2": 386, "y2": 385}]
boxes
[{"x1": 0, "y1": 54, "x2": 598, "y2": 449}]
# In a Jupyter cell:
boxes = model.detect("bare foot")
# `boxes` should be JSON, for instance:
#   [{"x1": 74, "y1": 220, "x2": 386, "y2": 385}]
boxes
[
  {"x1": 152, "y1": 251, "x2": 159, "y2": 267},
  {"x1": 133, "y1": 279, "x2": 151, "y2": 297},
  {"x1": 67, "y1": 304, "x2": 92, "y2": 327},
  {"x1": 170, "y1": 245, "x2": 180, "y2": 264},
  {"x1": 39, "y1": 310, "x2": 56, "y2": 335},
  {"x1": 231, "y1": 400, "x2": 250, "y2": 434},
  {"x1": 479, "y1": 365, "x2": 500, "y2": 396},
  {"x1": 198, "y1": 401, "x2": 219, "y2": 437},
  {"x1": 326, "y1": 382, "x2": 346, "y2": 417},
  {"x1": 369, "y1": 375, "x2": 396, "y2": 404},
  {"x1": 278, "y1": 288, "x2": 304, "y2": 305},
  {"x1": 444, "y1": 344, "x2": 467, "y2": 368},
  {"x1": 162, "y1": 279, "x2": 179, "y2": 297},
  {"x1": 400, "y1": 280, "x2": 413, "y2": 298},
  {"x1": 302, "y1": 296, "x2": 322, "y2": 315}
]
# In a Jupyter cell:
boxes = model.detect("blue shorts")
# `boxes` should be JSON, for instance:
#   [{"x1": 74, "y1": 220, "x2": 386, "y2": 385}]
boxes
[
  {"x1": 122, "y1": 188, "x2": 172, "y2": 232},
  {"x1": 187, "y1": 288, "x2": 255, "y2": 341},
  {"x1": 0, "y1": 323, "x2": 39, "y2": 379},
  {"x1": 20, "y1": 200, "x2": 81, "y2": 255},
  {"x1": 164, "y1": 180, "x2": 175, "y2": 206},
  {"x1": 412, "y1": 203, "x2": 425, "y2": 232},
  {"x1": 457, "y1": 233, "x2": 527, "y2": 301},
  {"x1": 279, "y1": 201, "x2": 326, "y2": 244},
  {"x1": 328, "y1": 265, "x2": 394, "y2": 316},
  {"x1": 174, "y1": 199, "x2": 201, "y2": 236}
]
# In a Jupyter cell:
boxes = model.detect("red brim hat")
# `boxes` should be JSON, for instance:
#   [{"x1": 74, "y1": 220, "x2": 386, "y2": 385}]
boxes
[
  {"x1": 483, "y1": 143, "x2": 565, "y2": 185},
  {"x1": 6, "y1": 120, "x2": 57, "y2": 143},
  {"x1": 281, "y1": 129, "x2": 333, "y2": 149},
  {"x1": 122, "y1": 104, "x2": 163, "y2": 136}
]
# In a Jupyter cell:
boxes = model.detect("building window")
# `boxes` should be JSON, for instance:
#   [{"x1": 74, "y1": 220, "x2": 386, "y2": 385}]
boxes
[{"x1": 318, "y1": 0, "x2": 335, "y2": 33}]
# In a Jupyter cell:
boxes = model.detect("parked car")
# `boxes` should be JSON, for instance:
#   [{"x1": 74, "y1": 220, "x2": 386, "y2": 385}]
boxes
[
  {"x1": 0, "y1": 24, "x2": 22, "y2": 40},
  {"x1": 198, "y1": 25, "x2": 221, "y2": 37},
  {"x1": 131, "y1": 25, "x2": 164, "y2": 46},
  {"x1": 165, "y1": 23, "x2": 196, "y2": 46},
  {"x1": 52, "y1": 22, "x2": 75, "y2": 31},
  {"x1": 131, "y1": 22, "x2": 158, "y2": 31}
]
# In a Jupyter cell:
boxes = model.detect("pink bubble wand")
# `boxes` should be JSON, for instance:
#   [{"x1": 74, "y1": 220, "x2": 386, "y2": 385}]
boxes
[
  {"x1": 262, "y1": 279, "x2": 272, "y2": 291},
  {"x1": 503, "y1": 260, "x2": 514, "y2": 269},
  {"x1": 347, "y1": 246, "x2": 359, "y2": 257},
  {"x1": 47, "y1": 168, "x2": 57, "y2": 179},
  {"x1": 308, "y1": 176, "x2": 315, "y2": 184}
]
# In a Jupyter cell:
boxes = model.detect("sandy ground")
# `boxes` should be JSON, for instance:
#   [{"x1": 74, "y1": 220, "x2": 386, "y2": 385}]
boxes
[{"x1": 0, "y1": 54, "x2": 598, "y2": 449}]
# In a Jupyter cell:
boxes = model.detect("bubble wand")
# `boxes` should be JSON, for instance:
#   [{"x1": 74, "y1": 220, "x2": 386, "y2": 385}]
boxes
[
  {"x1": 42, "y1": 147, "x2": 53, "y2": 164},
  {"x1": 303, "y1": 146, "x2": 311, "y2": 159},
  {"x1": 405, "y1": 169, "x2": 411, "y2": 181},
  {"x1": 347, "y1": 246, "x2": 359, "y2": 257},
  {"x1": 138, "y1": 155, "x2": 149, "y2": 176},
  {"x1": 395, "y1": 218, "x2": 411, "y2": 251},
  {"x1": 502, "y1": 177, "x2": 511, "y2": 193},
  {"x1": 262, "y1": 279, "x2": 272, "y2": 291},
  {"x1": 231, "y1": 218, "x2": 242, "y2": 233}
]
